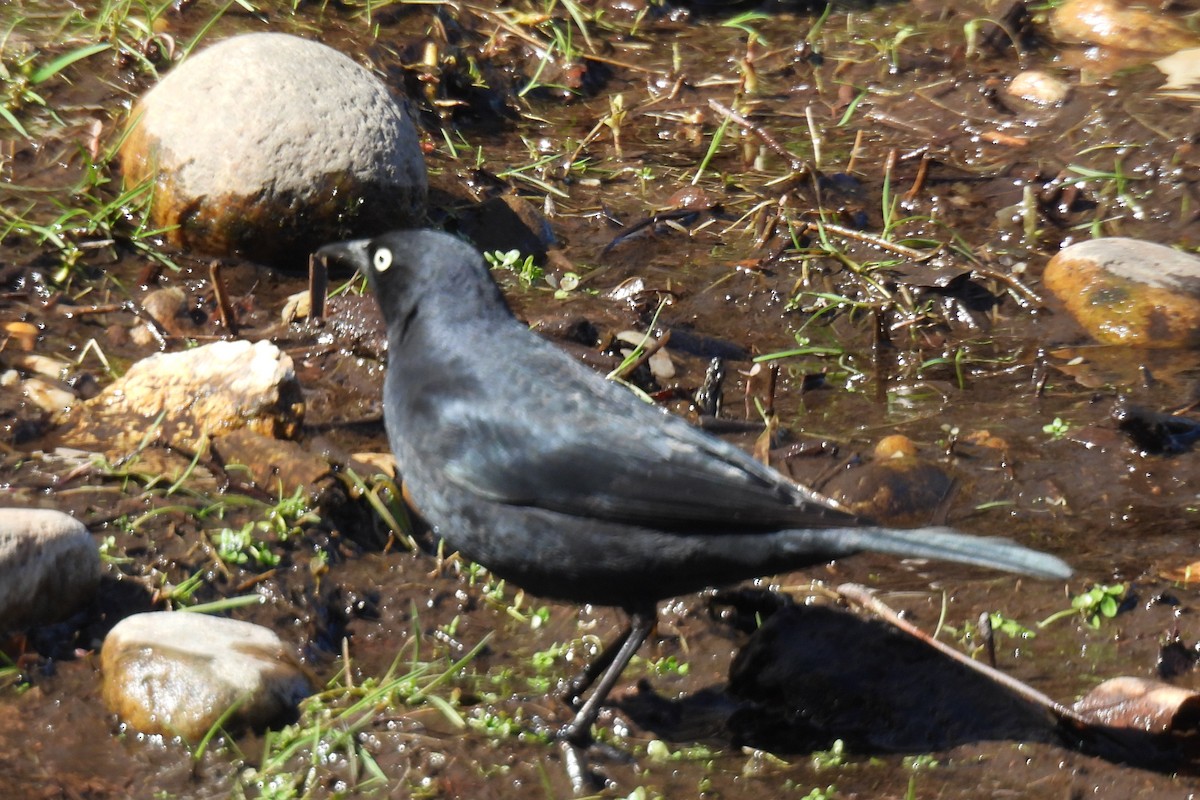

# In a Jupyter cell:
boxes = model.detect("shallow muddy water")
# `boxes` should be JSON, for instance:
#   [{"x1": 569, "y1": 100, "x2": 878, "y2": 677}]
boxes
[{"x1": 3, "y1": 0, "x2": 1200, "y2": 797}]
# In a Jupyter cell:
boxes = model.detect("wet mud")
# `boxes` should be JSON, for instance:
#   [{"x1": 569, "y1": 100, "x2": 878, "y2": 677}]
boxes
[{"x1": 4, "y1": 0, "x2": 1200, "y2": 797}]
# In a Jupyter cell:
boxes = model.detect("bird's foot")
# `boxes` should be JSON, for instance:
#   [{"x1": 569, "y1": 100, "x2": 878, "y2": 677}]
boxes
[
  {"x1": 556, "y1": 724, "x2": 633, "y2": 795},
  {"x1": 559, "y1": 737, "x2": 605, "y2": 796}
]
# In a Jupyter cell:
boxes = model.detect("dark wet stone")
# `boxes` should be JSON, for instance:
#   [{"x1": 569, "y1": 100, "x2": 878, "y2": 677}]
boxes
[
  {"x1": 451, "y1": 194, "x2": 557, "y2": 263},
  {"x1": 531, "y1": 315, "x2": 602, "y2": 348},
  {"x1": 824, "y1": 456, "x2": 954, "y2": 525},
  {"x1": 1112, "y1": 401, "x2": 1200, "y2": 455},
  {"x1": 661, "y1": 327, "x2": 749, "y2": 362},
  {"x1": 211, "y1": 428, "x2": 339, "y2": 504}
]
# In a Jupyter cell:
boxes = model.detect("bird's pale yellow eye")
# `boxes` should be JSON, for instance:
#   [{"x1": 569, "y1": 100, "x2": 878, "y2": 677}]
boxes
[{"x1": 373, "y1": 247, "x2": 393, "y2": 272}]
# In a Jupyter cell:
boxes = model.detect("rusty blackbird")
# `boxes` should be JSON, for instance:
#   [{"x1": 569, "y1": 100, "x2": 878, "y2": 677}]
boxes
[{"x1": 317, "y1": 229, "x2": 1070, "y2": 788}]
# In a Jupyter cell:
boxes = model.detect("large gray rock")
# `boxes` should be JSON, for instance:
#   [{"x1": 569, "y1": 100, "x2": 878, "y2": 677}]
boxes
[
  {"x1": 0, "y1": 508, "x2": 100, "y2": 630},
  {"x1": 101, "y1": 612, "x2": 312, "y2": 739},
  {"x1": 119, "y1": 32, "x2": 427, "y2": 268},
  {"x1": 1043, "y1": 238, "x2": 1200, "y2": 347}
]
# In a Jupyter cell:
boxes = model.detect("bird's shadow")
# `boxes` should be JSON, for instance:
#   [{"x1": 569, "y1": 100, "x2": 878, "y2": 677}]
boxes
[{"x1": 614, "y1": 603, "x2": 1200, "y2": 773}]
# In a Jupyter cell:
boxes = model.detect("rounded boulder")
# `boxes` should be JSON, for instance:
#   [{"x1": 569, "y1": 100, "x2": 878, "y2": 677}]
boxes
[
  {"x1": 0, "y1": 508, "x2": 100, "y2": 631},
  {"x1": 119, "y1": 32, "x2": 427, "y2": 268},
  {"x1": 101, "y1": 612, "x2": 312, "y2": 739},
  {"x1": 1043, "y1": 238, "x2": 1200, "y2": 348}
]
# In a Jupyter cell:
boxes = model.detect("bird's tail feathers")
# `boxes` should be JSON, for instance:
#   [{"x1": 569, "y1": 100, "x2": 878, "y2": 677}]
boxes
[{"x1": 790, "y1": 525, "x2": 1072, "y2": 579}]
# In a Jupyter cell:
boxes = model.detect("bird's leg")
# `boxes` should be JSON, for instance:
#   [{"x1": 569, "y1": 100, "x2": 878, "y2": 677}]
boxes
[
  {"x1": 558, "y1": 610, "x2": 655, "y2": 794},
  {"x1": 559, "y1": 610, "x2": 655, "y2": 745},
  {"x1": 562, "y1": 624, "x2": 633, "y2": 709}
]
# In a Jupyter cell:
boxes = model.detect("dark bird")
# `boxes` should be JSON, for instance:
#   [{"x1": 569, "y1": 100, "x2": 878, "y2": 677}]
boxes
[{"x1": 317, "y1": 229, "x2": 1071, "y2": 787}]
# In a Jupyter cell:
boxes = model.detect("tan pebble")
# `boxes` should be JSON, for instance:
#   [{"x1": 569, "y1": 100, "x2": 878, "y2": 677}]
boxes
[
  {"x1": 874, "y1": 434, "x2": 918, "y2": 460},
  {"x1": 963, "y1": 430, "x2": 1009, "y2": 450},
  {"x1": 1007, "y1": 70, "x2": 1072, "y2": 105},
  {"x1": 3, "y1": 320, "x2": 39, "y2": 350},
  {"x1": 1051, "y1": 0, "x2": 1199, "y2": 53}
]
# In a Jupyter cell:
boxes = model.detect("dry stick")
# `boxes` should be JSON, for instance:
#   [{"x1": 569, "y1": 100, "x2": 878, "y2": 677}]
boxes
[
  {"x1": 883, "y1": 146, "x2": 897, "y2": 200},
  {"x1": 1031, "y1": 349, "x2": 1049, "y2": 398},
  {"x1": 209, "y1": 260, "x2": 238, "y2": 337},
  {"x1": 903, "y1": 152, "x2": 931, "y2": 200},
  {"x1": 979, "y1": 610, "x2": 997, "y2": 668},
  {"x1": 707, "y1": 98, "x2": 808, "y2": 174},
  {"x1": 764, "y1": 361, "x2": 778, "y2": 417},
  {"x1": 59, "y1": 303, "x2": 126, "y2": 316},
  {"x1": 972, "y1": 266, "x2": 1044, "y2": 309},
  {"x1": 804, "y1": 104, "x2": 822, "y2": 168},
  {"x1": 309, "y1": 253, "x2": 328, "y2": 323},
  {"x1": 803, "y1": 220, "x2": 934, "y2": 262},
  {"x1": 609, "y1": 328, "x2": 671, "y2": 382},
  {"x1": 847, "y1": 129, "x2": 866, "y2": 174},
  {"x1": 835, "y1": 583, "x2": 1089, "y2": 727}
]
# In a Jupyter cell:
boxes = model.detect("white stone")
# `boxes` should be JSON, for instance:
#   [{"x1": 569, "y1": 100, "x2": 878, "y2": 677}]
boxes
[
  {"x1": 1007, "y1": 70, "x2": 1071, "y2": 105},
  {"x1": 101, "y1": 612, "x2": 311, "y2": 739},
  {"x1": 83, "y1": 339, "x2": 303, "y2": 449}
]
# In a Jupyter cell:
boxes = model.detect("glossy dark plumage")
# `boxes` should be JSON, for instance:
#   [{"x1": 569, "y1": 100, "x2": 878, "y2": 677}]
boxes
[{"x1": 317, "y1": 229, "x2": 1070, "y2": 782}]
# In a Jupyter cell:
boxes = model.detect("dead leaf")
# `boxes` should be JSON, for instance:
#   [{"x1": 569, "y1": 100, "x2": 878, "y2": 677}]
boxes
[
  {"x1": 1159, "y1": 561, "x2": 1200, "y2": 584},
  {"x1": 1072, "y1": 677, "x2": 1200, "y2": 734}
]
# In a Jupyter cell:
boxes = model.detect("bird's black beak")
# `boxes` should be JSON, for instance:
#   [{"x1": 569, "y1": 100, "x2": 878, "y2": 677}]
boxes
[{"x1": 315, "y1": 238, "x2": 371, "y2": 275}]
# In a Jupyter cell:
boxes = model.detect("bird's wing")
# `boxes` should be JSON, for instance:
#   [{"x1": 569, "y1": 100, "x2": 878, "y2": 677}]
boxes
[{"x1": 436, "y1": 375, "x2": 856, "y2": 531}]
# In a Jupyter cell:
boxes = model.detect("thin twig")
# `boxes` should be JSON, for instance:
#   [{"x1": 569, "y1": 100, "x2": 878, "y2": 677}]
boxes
[
  {"x1": 972, "y1": 266, "x2": 1044, "y2": 308},
  {"x1": 309, "y1": 252, "x2": 328, "y2": 322},
  {"x1": 209, "y1": 260, "x2": 238, "y2": 337},
  {"x1": 835, "y1": 583, "x2": 1086, "y2": 725},
  {"x1": 707, "y1": 98, "x2": 808, "y2": 173},
  {"x1": 803, "y1": 220, "x2": 936, "y2": 262},
  {"x1": 609, "y1": 328, "x2": 671, "y2": 382}
]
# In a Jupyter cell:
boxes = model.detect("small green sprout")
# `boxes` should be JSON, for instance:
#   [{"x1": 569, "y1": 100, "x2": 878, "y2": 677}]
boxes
[
  {"x1": 529, "y1": 605, "x2": 551, "y2": 629},
  {"x1": 485, "y1": 249, "x2": 544, "y2": 288},
  {"x1": 554, "y1": 271, "x2": 585, "y2": 299},
  {"x1": 644, "y1": 739, "x2": 716, "y2": 762},
  {"x1": 212, "y1": 523, "x2": 280, "y2": 568},
  {"x1": 439, "y1": 615, "x2": 460, "y2": 638},
  {"x1": 97, "y1": 534, "x2": 133, "y2": 564},
  {"x1": 647, "y1": 655, "x2": 689, "y2": 676},
  {"x1": 467, "y1": 708, "x2": 521, "y2": 739},
  {"x1": 799, "y1": 787, "x2": 837, "y2": 800},
  {"x1": 159, "y1": 570, "x2": 205, "y2": 607},
  {"x1": 1042, "y1": 417, "x2": 1070, "y2": 440},
  {"x1": 987, "y1": 612, "x2": 1036, "y2": 639},
  {"x1": 1039, "y1": 584, "x2": 1126, "y2": 629},
  {"x1": 530, "y1": 642, "x2": 567, "y2": 673},
  {"x1": 907, "y1": 753, "x2": 938, "y2": 769},
  {"x1": 261, "y1": 486, "x2": 320, "y2": 540},
  {"x1": 811, "y1": 738, "x2": 845, "y2": 770}
]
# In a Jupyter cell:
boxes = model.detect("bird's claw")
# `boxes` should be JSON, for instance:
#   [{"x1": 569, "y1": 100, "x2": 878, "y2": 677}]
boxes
[
  {"x1": 557, "y1": 721, "x2": 638, "y2": 794},
  {"x1": 558, "y1": 736, "x2": 606, "y2": 795}
]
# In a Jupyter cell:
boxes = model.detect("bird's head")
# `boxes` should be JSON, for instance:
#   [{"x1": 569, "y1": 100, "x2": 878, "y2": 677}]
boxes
[{"x1": 316, "y1": 230, "x2": 512, "y2": 338}]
